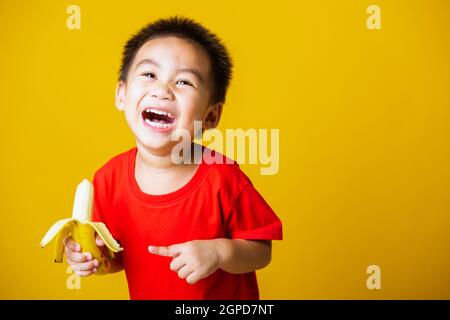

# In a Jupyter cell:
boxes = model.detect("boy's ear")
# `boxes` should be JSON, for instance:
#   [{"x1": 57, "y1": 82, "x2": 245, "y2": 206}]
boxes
[
  {"x1": 115, "y1": 81, "x2": 126, "y2": 111},
  {"x1": 203, "y1": 102, "x2": 223, "y2": 130}
]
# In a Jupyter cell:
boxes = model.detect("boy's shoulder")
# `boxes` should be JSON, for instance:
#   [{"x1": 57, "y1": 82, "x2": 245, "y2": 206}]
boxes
[
  {"x1": 93, "y1": 147, "x2": 135, "y2": 181},
  {"x1": 202, "y1": 147, "x2": 252, "y2": 190}
]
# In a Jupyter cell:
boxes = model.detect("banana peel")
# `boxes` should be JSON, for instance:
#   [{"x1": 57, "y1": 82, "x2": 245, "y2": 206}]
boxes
[{"x1": 40, "y1": 179, "x2": 123, "y2": 275}]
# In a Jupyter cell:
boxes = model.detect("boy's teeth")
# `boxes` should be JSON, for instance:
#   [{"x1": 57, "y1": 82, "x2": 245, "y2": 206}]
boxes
[
  {"x1": 146, "y1": 108, "x2": 174, "y2": 118},
  {"x1": 150, "y1": 108, "x2": 165, "y2": 115},
  {"x1": 144, "y1": 118, "x2": 171, "y2": 128}
]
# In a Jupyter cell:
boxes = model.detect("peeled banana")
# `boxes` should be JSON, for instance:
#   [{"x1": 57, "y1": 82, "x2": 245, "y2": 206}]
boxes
[{"x1": 40, "y1": 179, "x2": 123, "y2": 275}]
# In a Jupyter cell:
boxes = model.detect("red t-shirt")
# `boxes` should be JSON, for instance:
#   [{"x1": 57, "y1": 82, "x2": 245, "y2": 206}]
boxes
[{"x1": 92, "y1": 146, "x2": 283, "y2": 300}]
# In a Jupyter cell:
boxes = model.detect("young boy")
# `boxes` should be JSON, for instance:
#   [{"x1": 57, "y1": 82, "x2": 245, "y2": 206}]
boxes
[{"x1": 63, "y1": 16, "x2": 282, "y2": 300}]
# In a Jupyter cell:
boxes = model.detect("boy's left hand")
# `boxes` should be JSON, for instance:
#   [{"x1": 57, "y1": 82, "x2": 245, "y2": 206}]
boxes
[{"x1": 148, "y1": 240, "x2": 223, "y2": 285}]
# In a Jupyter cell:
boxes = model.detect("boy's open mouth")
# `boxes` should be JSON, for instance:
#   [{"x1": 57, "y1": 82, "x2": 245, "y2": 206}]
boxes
[{"x1": 142, "y1": 108, "x2": 176, "y2": 129}]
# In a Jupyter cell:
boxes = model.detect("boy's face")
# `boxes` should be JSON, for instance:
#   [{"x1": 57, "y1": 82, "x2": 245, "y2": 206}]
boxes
[{"x1": 116, "y1": 36, "x2": 222, "y2": 155}]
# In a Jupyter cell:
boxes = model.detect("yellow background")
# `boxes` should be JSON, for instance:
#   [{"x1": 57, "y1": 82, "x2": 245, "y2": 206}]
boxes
[{"x1": 1, "y1": 0, "x2": 449, "y2": 299}]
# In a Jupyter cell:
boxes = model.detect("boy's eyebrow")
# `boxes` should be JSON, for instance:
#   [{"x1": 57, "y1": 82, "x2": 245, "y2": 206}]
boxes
[{"x1": 134, "y1": 58, "x2": 205, "y2": 84}]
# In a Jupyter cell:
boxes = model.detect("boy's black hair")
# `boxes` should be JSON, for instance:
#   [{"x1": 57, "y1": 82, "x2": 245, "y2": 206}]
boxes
[{"x1": 119, "y1": 16, "x2": 233, "y2": 104}]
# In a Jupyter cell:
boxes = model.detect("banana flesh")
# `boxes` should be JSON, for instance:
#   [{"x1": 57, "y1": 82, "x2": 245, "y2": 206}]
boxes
[{"x1": 40, "y1": 179, "x2": 123, "y2": 275}]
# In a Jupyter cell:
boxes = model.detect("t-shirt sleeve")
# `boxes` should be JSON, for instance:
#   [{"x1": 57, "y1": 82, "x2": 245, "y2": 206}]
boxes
[
  {"x1": 92, "y1": 171, "x2": 122, "y2": 242},
  {"x1": 224, "y1": 182, "x2": 283, "y2": 240},
  {"x1": 92, "y1": 172, "x2": 106, "y2": 223}
]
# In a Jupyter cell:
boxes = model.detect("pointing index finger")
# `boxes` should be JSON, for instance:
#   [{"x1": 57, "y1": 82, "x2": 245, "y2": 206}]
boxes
[
  {"x1": 148, "y1": 245, "x2": 169, "y2": 256},
  {"x1": 148, "y1": 245, "x2": 179, "y2": 257}
]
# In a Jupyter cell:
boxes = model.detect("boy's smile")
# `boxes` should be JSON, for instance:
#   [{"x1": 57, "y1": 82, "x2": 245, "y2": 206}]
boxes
[
  {"x1": 115, "y1": 36, "x2": 221, "y2": 155},
  {"x1": 142, "y1": 107, "x2": 176, "y2": 132}
]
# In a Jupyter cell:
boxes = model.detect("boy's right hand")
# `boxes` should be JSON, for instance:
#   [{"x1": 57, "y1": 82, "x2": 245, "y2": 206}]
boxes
[{"x1": 63, "y1": 235, "x2": 104, "y2": 276}]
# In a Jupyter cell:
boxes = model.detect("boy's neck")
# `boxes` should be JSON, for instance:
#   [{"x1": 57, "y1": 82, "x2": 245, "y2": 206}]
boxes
[
  {"x1": 136, "y1": 143, "x2": 176, "y2": 171},
  {"x1": 135, "y1": 141, "x2": 200, "y2": 172},
  {"x1": 134, "y1": 142, "x2": 200, "y2": 195}
]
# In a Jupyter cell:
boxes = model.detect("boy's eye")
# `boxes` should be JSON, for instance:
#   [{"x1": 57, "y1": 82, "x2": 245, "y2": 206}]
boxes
[
  {"x1": 176, "y1": 79, "x2": 193, "y2": 87},
  {"x1": 142, "y1": 72, "x2": 156, "y2": 79}
]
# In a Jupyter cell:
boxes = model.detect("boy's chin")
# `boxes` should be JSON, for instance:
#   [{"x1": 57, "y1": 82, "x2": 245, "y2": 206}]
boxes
[{"x1": 136, "y1": 136, "x2": 178, "y2": 155}]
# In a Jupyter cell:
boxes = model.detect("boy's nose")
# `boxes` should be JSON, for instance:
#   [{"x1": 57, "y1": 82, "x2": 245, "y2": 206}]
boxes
[{"x1": 150, "y1": 82, "x2": 174, "y2": 100}]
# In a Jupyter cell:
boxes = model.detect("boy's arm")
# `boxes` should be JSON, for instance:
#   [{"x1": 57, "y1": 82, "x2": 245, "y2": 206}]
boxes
[
  {"x1": 214, "y1": 239, "x2": 272, "y2": 274},
  {"x1": 148, "y1": 238, "x2": 272, "y2": 284}
]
